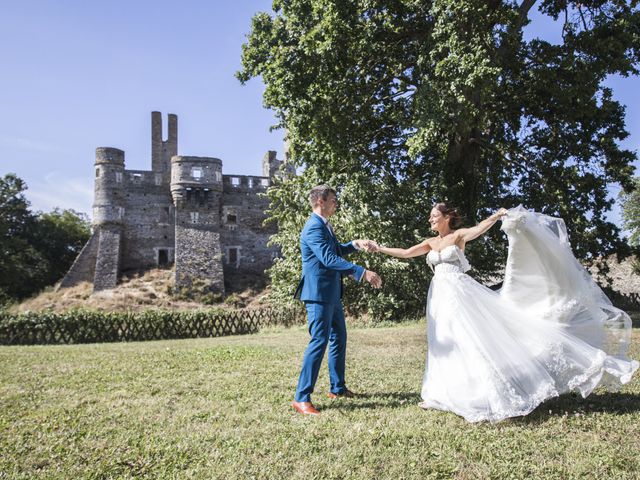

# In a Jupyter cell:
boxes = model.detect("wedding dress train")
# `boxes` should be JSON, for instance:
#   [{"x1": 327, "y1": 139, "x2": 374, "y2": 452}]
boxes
[{"x1": 421, "y1": 206, "x2": 638, "y2": 422}]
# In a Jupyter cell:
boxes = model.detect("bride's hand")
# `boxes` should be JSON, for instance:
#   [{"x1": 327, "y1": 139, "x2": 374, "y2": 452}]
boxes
[
  {"x1": 493, "y1": 208, "x2": 508, "y2": 220},
  {"x1": 365, "y1": 240, "x2": 380, "y2": 253}
]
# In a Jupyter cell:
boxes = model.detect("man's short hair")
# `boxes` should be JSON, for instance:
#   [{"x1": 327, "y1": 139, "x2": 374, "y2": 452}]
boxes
[{"x1": 309, "y1": 185, "x2": 336, "y2": 207}]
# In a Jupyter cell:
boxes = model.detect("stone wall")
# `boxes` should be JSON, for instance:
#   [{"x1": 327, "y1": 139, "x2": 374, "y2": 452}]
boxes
[
  {"x1": 57, "y1": 232, "x2": 100, "y2": 289},
  {"x1": 174, "y1": 211, "x2": 225, "y2": 295},
  {"x1": 93, "y1": 226, "x2": 122, "y2": 291},
  {"x1": 221, "y1": 178, "x2": 278, "y2": 290},
  {"x1": 119, "y1": 170, "x2": 174, "y2": 272}
]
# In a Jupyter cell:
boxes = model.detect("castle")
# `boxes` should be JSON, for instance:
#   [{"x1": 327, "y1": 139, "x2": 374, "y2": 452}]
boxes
[{"x1": 60, "y1": 112, "x2": 291, "y2": 295}]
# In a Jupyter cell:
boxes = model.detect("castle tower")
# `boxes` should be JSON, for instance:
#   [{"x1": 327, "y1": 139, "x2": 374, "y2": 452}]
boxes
[
  {"x1": 262, "y1": 149, "x2": 295, "y2": 179},
  {"x1": 92, "y1": 147, "x2": 126, "y2": 291},
  {"x1": 152, "y1": 111, "x2": 177, "y2": 178},
  {"x1": 171, "y1": 156, "x2": 225, "y2": 295}
]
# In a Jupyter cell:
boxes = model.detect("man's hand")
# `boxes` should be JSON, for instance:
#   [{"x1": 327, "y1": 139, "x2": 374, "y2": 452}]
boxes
[
  {"x1": 365, "y1": 240, "x2": 380, "y2": 252},
  {"x1": 364, "y1": 270, "x2": 382, "y2": 289},
  {"x1": 353, "y1": 239, "x2": 370, "y2": 251},
  {"x1": 353, "y1": 239, "x2": 381, "y2": 252}
]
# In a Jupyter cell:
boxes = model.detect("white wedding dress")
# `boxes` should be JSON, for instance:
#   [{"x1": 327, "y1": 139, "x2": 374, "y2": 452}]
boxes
[{"x1": 421, "y1": 206, "x2": 638, "y2": 422}]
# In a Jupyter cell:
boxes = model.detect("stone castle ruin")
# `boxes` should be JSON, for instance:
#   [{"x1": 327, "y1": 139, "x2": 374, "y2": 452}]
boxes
[{"x1": 60, "y1": 112, "x2": 291, "y2": 295}]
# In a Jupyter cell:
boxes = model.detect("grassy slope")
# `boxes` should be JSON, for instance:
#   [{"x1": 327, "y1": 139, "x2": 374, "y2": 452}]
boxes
[{"x1": 1, "y1": 320, "x2": 639, "y2": 479}]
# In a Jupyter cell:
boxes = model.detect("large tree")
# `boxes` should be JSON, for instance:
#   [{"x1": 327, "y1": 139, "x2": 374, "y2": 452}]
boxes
[
  {"x1": 239, "y1": 0, "x2": 639, "y2": 318},
  {"x1": 621, "y1": 177, "x2": 640, "y2": 246},
  {"x1": 0, "y1": 174, "x2": 90, "y2": 302}
]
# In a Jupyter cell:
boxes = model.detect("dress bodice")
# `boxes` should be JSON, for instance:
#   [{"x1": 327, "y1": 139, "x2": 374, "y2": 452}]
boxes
[{"x1": 426, "y1": 245, "x2": 471, "y2": 274}]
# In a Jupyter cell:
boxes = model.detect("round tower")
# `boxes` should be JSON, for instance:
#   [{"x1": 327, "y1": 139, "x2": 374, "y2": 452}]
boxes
[
  {"x1": 170, "y1": 156, "x2": 223, "y2": 206},
  {"x1": 170, "y1": 155, "x2": 225, "y2": 295},
  {"x1": 93, "y1": 147, "x2": 125, "y2": 226}
]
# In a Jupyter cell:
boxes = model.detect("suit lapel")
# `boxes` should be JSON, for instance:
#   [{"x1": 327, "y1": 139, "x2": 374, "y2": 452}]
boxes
[{"x1": 311, "y1": 213, "x2": 340, "y2": 253}]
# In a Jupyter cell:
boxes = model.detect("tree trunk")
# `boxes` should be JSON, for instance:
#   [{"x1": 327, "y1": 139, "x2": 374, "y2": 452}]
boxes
[{"x1": 445, "y1": 127, "x2": 482, "y2": 223}]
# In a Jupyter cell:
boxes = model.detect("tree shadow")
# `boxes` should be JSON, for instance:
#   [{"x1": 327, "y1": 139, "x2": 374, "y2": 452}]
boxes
[
  {"x1": 319, "y1": 391, "x2": 422, "y2": 412},
  {"x1": 510, "y1": 391, "x2": 640, "y2": 425}
]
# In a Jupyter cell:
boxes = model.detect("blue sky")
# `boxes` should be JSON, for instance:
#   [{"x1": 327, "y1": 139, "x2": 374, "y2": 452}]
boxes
[{"x1": 1, "y1": 1, "x2": 638, "y2": 229}]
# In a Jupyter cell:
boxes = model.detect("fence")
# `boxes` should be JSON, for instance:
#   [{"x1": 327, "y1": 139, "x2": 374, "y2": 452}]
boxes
[{"x1": 0, "y1": 307, "x2": 306, "y2": 346}]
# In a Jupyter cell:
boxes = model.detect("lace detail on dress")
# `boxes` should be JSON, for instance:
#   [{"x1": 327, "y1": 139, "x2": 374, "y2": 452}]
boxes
[{"x1": 426, "y1": 245, "x2": 471, "y2": 274}]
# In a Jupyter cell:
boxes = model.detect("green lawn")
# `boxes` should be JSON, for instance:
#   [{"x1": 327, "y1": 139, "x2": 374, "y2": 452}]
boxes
[{"x1": 1, "y1": 319, "x2": 639, "y2": 479}]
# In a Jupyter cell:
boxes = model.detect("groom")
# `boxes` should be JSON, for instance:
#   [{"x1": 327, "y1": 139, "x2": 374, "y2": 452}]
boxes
[{"x1": 292, "y1": 185, "x2": 382, "y2": 415}]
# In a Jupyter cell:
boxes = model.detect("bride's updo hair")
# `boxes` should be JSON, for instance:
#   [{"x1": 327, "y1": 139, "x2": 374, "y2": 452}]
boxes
[{"x1": 434, "y1": 202, "x2": 463, "y2": 229}]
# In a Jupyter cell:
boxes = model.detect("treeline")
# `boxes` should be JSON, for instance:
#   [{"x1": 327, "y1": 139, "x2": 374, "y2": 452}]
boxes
[{"x1": 0, "y1": 173, "x2": 90, "y2": 303}]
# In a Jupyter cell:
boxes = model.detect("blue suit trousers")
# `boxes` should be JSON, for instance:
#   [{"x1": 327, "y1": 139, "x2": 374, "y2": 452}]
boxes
[{"x1": 294, "y1": 301, "x2": 348, "y2": 402}]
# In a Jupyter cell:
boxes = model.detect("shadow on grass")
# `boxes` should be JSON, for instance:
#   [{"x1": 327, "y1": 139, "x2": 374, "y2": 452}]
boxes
[
  {"x1": 320, "y1": 391, "x2": 422, "y2": 412},
  {"x1": 512, "y1": 391, "x2": 640, "y2": 425}
]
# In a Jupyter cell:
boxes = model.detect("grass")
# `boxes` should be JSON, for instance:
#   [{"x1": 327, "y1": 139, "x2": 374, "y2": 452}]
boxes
[{"x1": 1, "y1": 317, "x2": 639, "y2": 479}]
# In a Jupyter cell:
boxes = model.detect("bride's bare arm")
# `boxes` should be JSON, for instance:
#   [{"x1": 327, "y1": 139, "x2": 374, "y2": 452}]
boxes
[
  {"x1": 458, "y1": 208, "x2": 508, "y2": 242},
  {"x1": 374, "y1": 238, "x2": 431, "y2": 258}
]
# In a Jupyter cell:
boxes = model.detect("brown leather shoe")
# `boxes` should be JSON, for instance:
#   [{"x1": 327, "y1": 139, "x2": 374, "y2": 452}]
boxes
[
  {"x1": 328, "y1": 389, "x2": 357, "y2": 399},
  {"x1": 292, "y1": 401, "x2": 320, "y2": 415}
]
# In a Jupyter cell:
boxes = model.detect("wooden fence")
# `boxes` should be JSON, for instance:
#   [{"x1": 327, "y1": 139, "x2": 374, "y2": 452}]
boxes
[{"x1": 0, "y1": 307, "x2": 306, "y2": 346}]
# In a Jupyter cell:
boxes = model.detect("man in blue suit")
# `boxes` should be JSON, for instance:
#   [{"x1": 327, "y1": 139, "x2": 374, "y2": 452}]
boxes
[{"x1": 292, "y1": 185, "x2": 382, "y2": 415}]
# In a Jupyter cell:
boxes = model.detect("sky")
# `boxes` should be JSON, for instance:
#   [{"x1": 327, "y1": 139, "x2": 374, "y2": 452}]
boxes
[{"x1": 1, "y1": 1, "x2": 638, "y2": 229}]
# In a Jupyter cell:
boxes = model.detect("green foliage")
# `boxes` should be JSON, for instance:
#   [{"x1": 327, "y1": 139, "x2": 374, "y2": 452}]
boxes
[
  {"x1": 0, "y1": 173, "x2": 90, "y2": 301},
  {"x1": 239, "y1": 0, "x2": 640, "y2": 318},
  {"x1": 621, "y1": 177, "x2": 640, "y2": 246}
]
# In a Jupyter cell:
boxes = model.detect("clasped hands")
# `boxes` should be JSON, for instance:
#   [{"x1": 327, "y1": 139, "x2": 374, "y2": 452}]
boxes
[
  {"x1": 353, "y1": 239, "x2": 382, "y2": 254},
  {"x1": 352, "y1": 239, "x2": 384, "y2": 289}
]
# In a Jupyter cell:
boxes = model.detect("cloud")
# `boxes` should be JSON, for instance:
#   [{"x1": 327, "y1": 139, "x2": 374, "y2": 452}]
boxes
[
  {"x1": 0, "y1": 135, "x2": 72, "y2": 155},
  {"x1": 26, "y1": 172, "x2": 94, "y2": 217}
]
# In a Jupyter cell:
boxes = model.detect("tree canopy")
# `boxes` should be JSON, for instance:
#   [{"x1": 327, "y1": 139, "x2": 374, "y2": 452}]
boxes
[
  {"x1": 621, "y1": 177, "x2": 640, "y2": 247},
  {"x1": 0, "y1": 174, "x2": 91, "y2": 303},
  {"x1": 239, "y1": 0, "x2": 639, "y2": 318}
]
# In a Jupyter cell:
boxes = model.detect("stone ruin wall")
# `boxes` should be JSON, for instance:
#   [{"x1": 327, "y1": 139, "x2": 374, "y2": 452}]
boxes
[
  {"x1": 118, "y1": 170, "x2": 175, "y2": 272},
  {"x1": 220, "y1": 174, "x2": 278, "y2": 291},
  {"x1": 59, "y1": 112, "x2": 288, "y2": 295}
]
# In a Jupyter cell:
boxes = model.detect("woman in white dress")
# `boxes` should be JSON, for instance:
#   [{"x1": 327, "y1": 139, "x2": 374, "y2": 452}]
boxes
[{"x1": 371, "y1": 203, "x2": 638, "y2": 422}]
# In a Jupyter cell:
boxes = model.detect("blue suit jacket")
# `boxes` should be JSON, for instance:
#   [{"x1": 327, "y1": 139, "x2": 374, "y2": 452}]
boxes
[{"x1": 294, "y1": 213, "x2": 365, "y2": 304}]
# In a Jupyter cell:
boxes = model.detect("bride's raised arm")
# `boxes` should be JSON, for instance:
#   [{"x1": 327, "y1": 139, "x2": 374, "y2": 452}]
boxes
[
  {"x1": 458, "y1": 208, "x2": 508, "y2": 243},
  {"x1": 370, "y1": 238, "x2": 431, "y2": 259}
]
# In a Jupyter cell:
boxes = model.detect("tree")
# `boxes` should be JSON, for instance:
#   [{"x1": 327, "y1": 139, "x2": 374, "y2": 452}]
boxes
[
  {"x1": 238, "y1": 0, "x2": 640, "y2": 318},
  {"x1": 0, "y1": 174, "x2": 45, "y2": 301},
  {"x1": 32, "y1": 208, "x2": 91, "y2": 288},
  {"x1": 620, "y1": 177, "x2": 640, "y2": 246},
  {"x1": 0, "y1": 173, "x2": 91, "y2": 301}
]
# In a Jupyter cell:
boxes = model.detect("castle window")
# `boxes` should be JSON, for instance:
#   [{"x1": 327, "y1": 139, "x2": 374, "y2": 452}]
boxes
[
  {"x1": 191, "y1": 167, "x2": 202, "y2": 179},
  {"x1": 95, "y1": 168, "x2": 100, "y2": 178},
  {"x1": 227, "y1": 213, "x2": 237, "y2": 224},
  {"x1": 227, "y1": 247, "x2": 240, "y2": 267},
  {"x1": 248, "y1": 178, "x2": 254, "y2": 188},
  {"x1": 155, "y1": 173, "x2": 162, "y2": 186},
  {"x1": 131, "y1": 173, "x2": 142, "y2": 183},
  {"x1": 260, "y1": 178, "x2": 269, "y2": 187},
  {"x1": 115, "y1": 172, "x2": 123, "y2": 183},
  {"x1": 190, "y1": 212, "x2": 199, "y2": 224},
  {"x1": 158, "y1": 249, "x2": 169, "y2": 267},
  {"x1": 215, "y1": 171, "x2": 222, "y2": 182},
  {"x1": 118, "y1": 207, "x2": 125, "y2": 219},
  {"x1": 231, "y1": 177, "x2": 240, "y2": 187}
]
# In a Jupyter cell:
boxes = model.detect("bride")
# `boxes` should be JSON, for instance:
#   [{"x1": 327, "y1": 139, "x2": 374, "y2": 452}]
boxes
[{"x1": 370, "y1": 203, "x2": 638, "y2": 422}]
